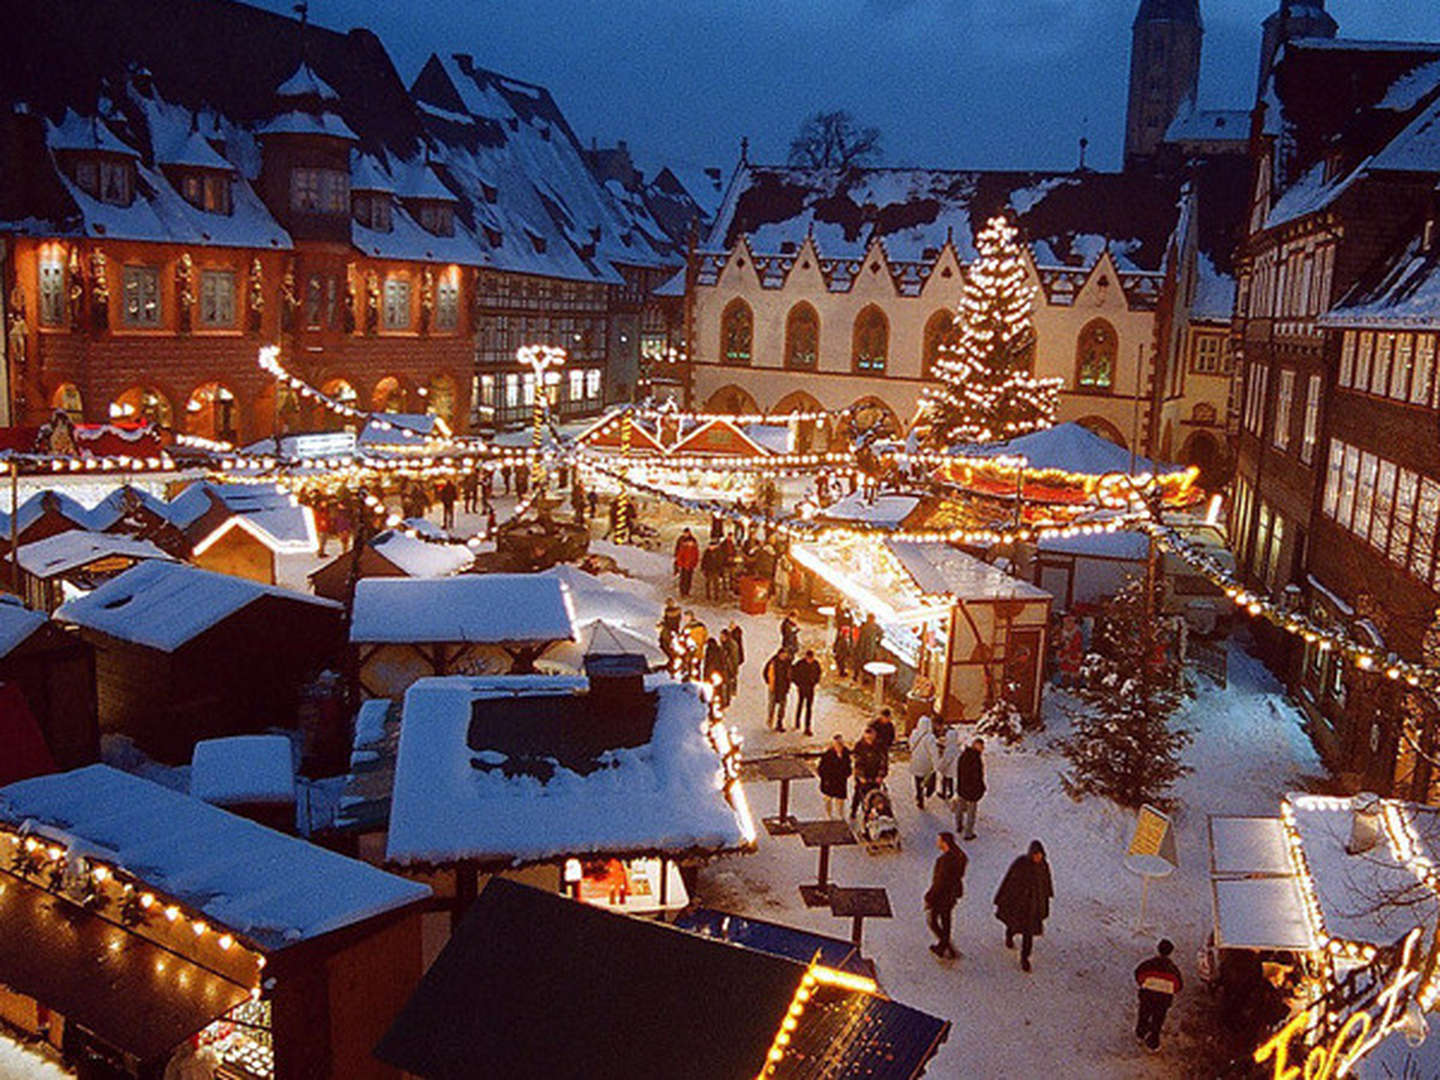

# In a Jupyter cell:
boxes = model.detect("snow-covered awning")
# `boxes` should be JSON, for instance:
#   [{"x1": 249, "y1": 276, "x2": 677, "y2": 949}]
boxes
[
  {"x1": 190, "y1": 735, "x2": 295, "y2": 807},
  {"x1": 1209, "y1": 815, "x2": 1293, "y2": 878},
  {"x1": 350, "y1": 574, "x2": 575, "y2": 645},
  {"x1": 1213, "y1": 877, "x2": 1320, "y2": 951}
]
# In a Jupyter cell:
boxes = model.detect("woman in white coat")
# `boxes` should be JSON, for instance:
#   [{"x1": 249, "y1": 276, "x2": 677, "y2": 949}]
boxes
[
  {"x1": 909, "y1": 715, "x2": 941, "y2": 811},
  {"x1": 936, "y1": 722, "x2": 959, "y2": 801}
]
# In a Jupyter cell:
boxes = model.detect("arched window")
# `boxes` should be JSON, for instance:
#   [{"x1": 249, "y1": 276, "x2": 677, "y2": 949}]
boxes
[
  {"x1": 319, "y1": 378, "x2": 358, "y2": 432},
  {"x1": 852, "y1": 305, "x2": 888, "y2": 373},
  {"x1": 784, "y1": 303, "x2": 819, "y2": 370},
  {"x1": 426, "y1": 374, "x2": 458, "y2": 423},
  {"x1": 1076, "y1": 319, "x2": 1117, "y2": 391},
  {"x1": 185, "y1": 382, "x2": 238, "y2": 442},
  {"x1": 110, "y1": 387, "x2": 172, "y2": 428},
  {"x1": 51, "y1": 383, "x2": 83, "y2": 420},
  {"x1": 372, "y1": 375, "x2": 408, "y2": 413},
  {"x1": 922, "y1": 310, "x2": 954, "y2": 379},
  {"x1": 720, "y1": 299, "x2": 752, "y2": 366}
]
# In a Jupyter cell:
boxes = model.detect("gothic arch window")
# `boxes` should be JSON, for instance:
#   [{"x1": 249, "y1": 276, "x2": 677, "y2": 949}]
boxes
[
  {"x1": 720, "y1": 299, "x2": 752, "y2": 366},
  {"x1": 852, "y1": 305, "x2": 888, "y2": 374},
  {"x1": 1076, "y1": 318, "x2": 1117, "y2": 391},
  {"x1": 784, "y1": 303, "x2": 819, "y2": 370},
  {"x1": 922, "y1": 309, "x2": 954, "y2": 379}
]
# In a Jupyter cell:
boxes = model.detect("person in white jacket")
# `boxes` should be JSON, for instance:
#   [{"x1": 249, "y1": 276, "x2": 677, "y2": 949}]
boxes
[
  {"x1": 909, "y1": 715, "x2": 941, "y2": 810},
  {"x1": 936, "y1": 723, "x2": 959, "y2": 801}
]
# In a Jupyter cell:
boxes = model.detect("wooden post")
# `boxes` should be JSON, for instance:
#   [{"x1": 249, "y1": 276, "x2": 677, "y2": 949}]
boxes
[
  {"x1": 453, "y1": 860, "x2": 477, "y2": 930},
  {"x1": 8, "y1": 459, "x2": 17, "y2": 594}
]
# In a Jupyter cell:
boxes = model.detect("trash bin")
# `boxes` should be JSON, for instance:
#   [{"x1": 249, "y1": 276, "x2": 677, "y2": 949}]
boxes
[{"x1": 738, "y1": 575, "x2": 770, "y2": 615}]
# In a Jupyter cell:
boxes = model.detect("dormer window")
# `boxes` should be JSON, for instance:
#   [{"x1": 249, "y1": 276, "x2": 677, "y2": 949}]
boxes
[
  {"x1": 290, "y1": 167, "x2": 348, "y2": 215},
  {"x1": 73, "y1": 157, "x2": 133, "y2": 206},
  {"x1": 353, "y1": 193, "x2": 393, "y2": 232},
  {"x1": 180, "y1": 172, "x2": 232, "y2": 215},
  {"x1": 481, "y1": 182, "x2": 498, "y2": 204},
  {"x1": 484, "y1": 226, "x2": 502, "y2": 248},
  {"x1": 417, "y1": 202, "x2": 454, "y2": 238}
]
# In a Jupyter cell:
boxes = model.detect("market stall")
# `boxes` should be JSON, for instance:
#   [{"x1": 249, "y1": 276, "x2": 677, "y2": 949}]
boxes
[
  {"x1": 790, "y1": 533, "x2": 1052, "y2": 722},
  {"x1": 0, "y1": 765, "x2": 430, "y2": 1079}
]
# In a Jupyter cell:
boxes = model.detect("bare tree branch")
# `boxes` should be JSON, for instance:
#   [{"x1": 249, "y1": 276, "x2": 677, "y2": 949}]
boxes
[{"x1": 788, "y1": 110, "x2": 883, "y2": 169}]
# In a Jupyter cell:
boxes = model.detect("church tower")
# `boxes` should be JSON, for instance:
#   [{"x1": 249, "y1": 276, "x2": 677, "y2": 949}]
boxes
[
  {"x1": 1258, "y1": 0, "x2": 1339, "y2": 98},
  {"x1": 1124, "y1": 0, "x2": 1203, "y2": 170}
]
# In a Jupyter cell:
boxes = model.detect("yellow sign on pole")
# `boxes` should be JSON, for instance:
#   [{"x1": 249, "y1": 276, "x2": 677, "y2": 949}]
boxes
[{"x1": 1127, "y1": 804, "x2": 1178, "y2": 869}]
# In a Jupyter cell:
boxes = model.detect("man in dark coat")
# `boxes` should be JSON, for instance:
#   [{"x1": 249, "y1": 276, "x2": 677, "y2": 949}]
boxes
[
  {"x1": 701, "y1": 543, "x2": 722, "y2": 600},
  {"x1": 763, "y1": 648, "x2": 792, "y2": 731},
  {"x1": 816, "y1": 734, "x2": 851, "y2": 819},
  {"x1": 955, "y1": 738, "x2": 986, "y2": 841},
  {"x1": 728, "y1": 621, "x2": 745, "y2": 672},
  {"x1": 994, "y1": 840, "x2": 1053, "y2": 972},
  {"x1": 925, "y1": 832, "x2": 967, "y2": 959},
  {"x1": 850, "y1": 725, "x2": 888, "y2": 818},
  {"x1": 872, "y1": 708, "x2": 896, "y2": 756},
  {"x1": 779, "y1": 612, "x2": 800, "y2": 654},
  {"x1": 790, "y1": 649, "x2": 821, "y2": 735},
  {"x1": 704, "y1": 635, "x2": 729, "y2": 706},
  {"x1": 1134, "y1": 939, "x2": 1183, "y2": 1052}
]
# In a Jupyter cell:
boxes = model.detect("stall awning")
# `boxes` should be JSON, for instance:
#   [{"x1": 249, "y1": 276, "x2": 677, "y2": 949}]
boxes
[
  {"x1": 1213, "y1": 877, "x2": 1320, "y2": 951},
  {"x1": 0, "y1": 874, "x2": 249, "y2": 1062},
  {"x1": 1209, "y1": 815, "x2": 1293, "y2": 878}
]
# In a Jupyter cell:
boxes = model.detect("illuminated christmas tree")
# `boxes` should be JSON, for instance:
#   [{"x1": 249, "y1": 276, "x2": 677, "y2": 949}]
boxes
[{"x1": 921, "y1": 215, "x2": 1062, "y2": 447}]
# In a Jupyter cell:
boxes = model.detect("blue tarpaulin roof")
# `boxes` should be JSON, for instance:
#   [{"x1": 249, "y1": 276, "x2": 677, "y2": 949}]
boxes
[{"x1": 675, "y1": 907, "x2": 875, "y2": 978}]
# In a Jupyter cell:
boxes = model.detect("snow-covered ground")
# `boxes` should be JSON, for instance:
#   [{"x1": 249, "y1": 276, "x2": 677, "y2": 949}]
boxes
[
  {"x1": 0, "y1": 1035, "x2": 69, "y2": 1080},
  {"x1": 287, "y1": 490, "x2": 1325, "y2": 1076}
]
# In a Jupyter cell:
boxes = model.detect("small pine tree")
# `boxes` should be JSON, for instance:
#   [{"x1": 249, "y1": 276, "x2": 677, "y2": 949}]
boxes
[
  {"x1": 1059, "y1": 576, "x2": 1193, "y2": 809},
  {"x1": 921, "y1": 215, "x2": 1062, "y2": 447},
  {"x1": 975, "y1": 691, "x2": 1027, "y2": 746}
]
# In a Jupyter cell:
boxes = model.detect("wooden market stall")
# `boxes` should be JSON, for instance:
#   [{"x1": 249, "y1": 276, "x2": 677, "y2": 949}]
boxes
[
  {"x1": 11, "y1": 530, "x2": 176, "y2": 612},
  {"x1": 791, "y1": 535, "x2": 1053, "y2": 723},
  {"x1": 0, "y1": 765, "x2": 430, "y2": 1080},
  {"x1": 0, "y1": 597, "x2": 96, "y2": 771},
  {"x1": 308, "y1": 528, "x2": 474, "y2": 602}
]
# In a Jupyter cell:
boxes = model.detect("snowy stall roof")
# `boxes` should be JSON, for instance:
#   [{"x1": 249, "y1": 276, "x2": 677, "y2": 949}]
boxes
[
  {"x1": 368, "y1": 530, "x2": 474, "y2": 578},
  {"x1": 0, "y1": 765, "x2": 428, "y2": 951},
  {"x1": 1209, "y1": 815, "x2": 1293, "y2": 878},
  {"x1": 537, "y1": 564, "x2": 657, "y2": 630},
  {"x1": 349, "y1": 574, "x2": 575, "y2": 645},
  {"x1": 1036, "y1": 530, "x2": 1151, "y2": 561},
  {"x1": 737, "y1": 423, "x2": 792, "y2": 455},
  {"x1": 1213, "y1": 877, "x2": 1320, "y2": 951},
  {"x1": 0, "y1": 490, "x2": 97, "y2": 537},
  {"x1": 1289, "y1": 794, "x2": 1440, "y2": 947},
  {"x1": 169, "y1": 480, "x2": 317, "y2": 554},
  {"x1": 56, "y1": 560, "x2": 340, "y2": 653},
  {"x1": 384, "y1": 675, "x2": 750, "y2": 866},
  {"x1": 0, "y1": 597, "x2": 48, "y2": 658},
  {"x1": 887, "y1": 541, "x2": 1051, "y2": 603},
  {"x1": 543, "y1": 618, "x2": 667, "y2": 672},
  {"x1": 357, "y1": 414, "x2": 452, "y2": 447},
  {"x1": 86, "y1": 485, "x2": 176, "y2": 531},
  {"x1": 13, "y1": 531, "x2": 174, "y2": 579},
  {"x1": 190, "y1": 735, "x2": 295, "y2": 807},
  {"x1": 818, "y1": 491, "x2": 920, "y2": 529},
  {"x1": 958, "y1": 422, "x2": 1181, "y2": 476}
]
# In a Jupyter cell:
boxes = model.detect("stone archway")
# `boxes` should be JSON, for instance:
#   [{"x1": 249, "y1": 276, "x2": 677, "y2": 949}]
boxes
[
  {"x1": 185, "y1": 382, "x2": 239, "y2": 443},
  {"x1": 704, "y1": 385, "x2": 760, "y2": 415},
  {"x1": 1075, "y1": 414, "x2": 1126, "y2": 449}
]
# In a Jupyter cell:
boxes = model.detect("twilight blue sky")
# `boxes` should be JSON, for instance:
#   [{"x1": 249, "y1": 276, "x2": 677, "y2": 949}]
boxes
[{"x1": 258, "y1": 0, "x2": 1439, "y2": 178}]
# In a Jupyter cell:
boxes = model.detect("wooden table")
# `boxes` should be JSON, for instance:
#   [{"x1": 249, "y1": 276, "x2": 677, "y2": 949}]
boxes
[
  {"x1": 829, "y1": 886, "x2": 892, "y2": 948},
  {"x1": 744, "y1": 757, "x2": 815, "y2": 836},
  {"x1": 796, "y1": 819, "x2": 857, "y2": 907}
]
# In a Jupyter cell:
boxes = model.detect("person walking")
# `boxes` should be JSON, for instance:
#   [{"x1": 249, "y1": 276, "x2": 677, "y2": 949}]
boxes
[
  {"x1": 774, "y1": 547, "x2": 794, "y2": 609},
  {"x1": 779, "y1": 611, "x2": 800, "y2": 655},
  {"x1": 704, "y1": 634, "x2": 729, "y2": 705},
  {"x1": 728, "y1": 621, "x2": 746, "y2": 678},
  {"x1": 763, "y1": 647, "x2": 792, "y2": 731},
  {"x1": 701, "y1": 542, "x2": 722, "y2": 601},
  {"x1": 850, "y1": 724, "x2": 887, "y2": 818},
  {"x1": 570, "y1": 478, "x2": 586, "y2": 522},
  {"x1": 872, "y1": 708, "x2": 896, "y2": 757},
  {"x1": 673, "y1": 528, "x2": 700, "y2": 599},
  {"x1": 817, "y1": 734, "x2": 851, "y2": 819},
  {"x1": 722, "y1": 626, "x2": 742, "y2": 704},
  {"x1": 500, "y1": 463, "x2": 512, "y2": 495},
  {"x1": 790, "y1": 649, "x2": 821, "y2": 735},
  {"x1": 994, "y1": 840, "x2": 1054, "y2": 972},
  {"x1": 909, "y1": 715, "x2": 941, "y2": 811},
  {"x1": 936, "y1": 724, "x2": 958, "y2": 800},
  {"x1": 462, "y1": 471, "x2": 479, "y2": 514},
  {"x1": 855, "y1": 613, "x2": 882, "y2": 675},
  {"x1": 955, "y1": 738, "x2": 987, "y2": 841},
  {"x1": 659, "y1": 599, "x2": 682, "y2": 658},
  {"x1": 1134, "y1": 939, "x2": 1184, "y2": 1052},
  {"x1": 833, "y1": 621, "x2": 853, "y2": 679},
  {"x1": 925, "y1": 832, "x2": 967, "y2": 960},
  {"x1": 438, "y1": 479, "x2": 457, "y2": 529}
]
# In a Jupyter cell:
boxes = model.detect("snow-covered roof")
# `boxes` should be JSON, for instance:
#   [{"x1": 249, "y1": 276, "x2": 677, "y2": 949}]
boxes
[
  {"x1": 170, "y1": 481, "x2": 317, "y2": 554},
  {"x1": 350, "y1": 574, "x2": 576, "y2": 644},
  {"x1": 0, "y1": 597, "x2": 48, "y2": 658},
  {"x1": 1036, "y1": 530, "x2": 1151, "y2": 560},
  {"x1": 357, "y1": 414, "x2": 451, "y2": 447},
  {"x1": 960, "y1": 422, "x2": 1181, "y2": 476},
  {"x1": 350, "y1": 151, "x2": 395, "y2": 193},
  {"x1": 45, "y1": 110, "x2": 140, "y2": 157},
  {"x1": 1209, "y1": 815, "x2": 1293, "y2": 877},
  {"x1": 818, "y1": 491, "x2": 920, "y2": 529},
  {"x1": 1164, "y1": 105, "x2": 1250, "y2": 145},
  {"x1": 1290, "y1": 794, "x2": 1440, "y2": 947},
  {"x1": 1323, "y1": 231, "x2": 1440, "y2": 331},
  {"x1": 1191, "y1": 252, "x2": 1237, "y2": 322},
  {"x1": 275, "y1": 61, "x2": 340, "y2": 102},
  {"x1": 0, "y1": 765, "x2": 427, "y2": 951},
  {"x1": 368, "y1": 530, "x2": 474, "y2": 578},
  {"x1": 0, "y1": 490, "x2": 94, "y2": 537},
  {"x1": 737, "y1": 423, "x2": 791, "y2": 454},
  {"x1": 86, "y1": 485, "x2": 179, "y2": 531},
  {"x1": 1213, "y1": 876, "x2": 1320, "y2": 951},
  {"x1": 536, "y1": 564, "x2": 658, "y2": 630},
  {"x1": 1371, "y1": 94, "x2": 1440, "y2": 173},
  {"x1": 13, "y1": 531, "x2": 174, "y2": 579},
  {"x1": 254, "y1": 110, "x2": 358, "y2": 142},
  {"x1": 190, "y1": 735, "x2": 295, "y2": 806},
  {"x1": 384, "y1": 675, "x2": 750, "y2": 865},
  {"x1": 888, "y1": 540, "x2": 1052, "y2": 602},
  {"x1": 56, "y1": 560, "x2": 339, "y2": 652}
]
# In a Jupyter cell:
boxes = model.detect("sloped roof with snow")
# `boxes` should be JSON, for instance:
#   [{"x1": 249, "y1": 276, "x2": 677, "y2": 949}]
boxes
[
  {"x1": 368, "y1": 530, "x2": 474, "y2": 578},
  {"x1": 384, "y1": 675, "x2": 748, "y2": 866},
  {"x1": 0, "y1": 598, "x2": 48, "y2": 658},
  {"x1": 818, "y1": 491, "x2": 920, "y2": 529},
  {"x1": 1324, "y1": 228, "x2": 1440, "y2": 330},
  {"x1": 958, "y1": 422, "x2": 1182, "y2": 476},
  {"x1": 190, "y1": 734, "x2": 295, "y2": 807},
  {"x1": 536, "y1": 564, "x2": 657, "y2": 630},
  {"x1": 350, "y1": 574, "x2": 575, "y2": 644},
  {"x1": 1164, "y1": 105, "x2": 1249, "y2": 145},
  {"x1": 13, "y1": 531, "x2": 174, "y2": 579},
  {"x1": 0, "y1": 765, "x2": 427, "y2": 950},
  {"x1": 56, "y1": 560, "x2": 338, "y2": 652},
  {"x1": 888, "y1": 541, "x2": 1051, "y2": 602},
  {"x1": 169, "y1": 480, "x2": 317, "y2": 553},
  {"x1": 706, "y1": 165, "x2": 1179, "y2": 276}
]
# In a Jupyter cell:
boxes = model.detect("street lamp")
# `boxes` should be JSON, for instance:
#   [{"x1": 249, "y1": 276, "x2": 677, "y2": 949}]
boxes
[{"x1": 516, "y1": 344, "x2": 565, "y2": 493}]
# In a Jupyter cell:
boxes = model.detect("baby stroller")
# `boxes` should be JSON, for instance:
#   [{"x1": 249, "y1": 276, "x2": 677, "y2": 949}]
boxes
[{"x1": 859, "y1": 784, "x2": 901, "y2": 853}]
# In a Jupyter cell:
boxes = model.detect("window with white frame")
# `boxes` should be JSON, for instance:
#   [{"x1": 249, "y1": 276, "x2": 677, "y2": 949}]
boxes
[
  {"x1": 1322, "y1": 440, "x2": 1343, "y2": 518},
  {"x1": 568, "y1": 369, "x2": 583, "y2": 403},
  {"x1": 1391, "y1": 334, "x2": 1413, "y2": 400},
  {"x1": 121, "y1": 266, "x2": 160, "y2": 326},
  {"x1": 1355, "y1": 332, "x2": 1375, "y2": 391},
  {"x1": 1337, "y1": 443, "x2": 1359, "y2": 529},
  {"x1": 1353, "y1": 452, "x2": 1378, "y2": 538},
  {"x1": 1371, "y1": 460, "x2": 1396, "y2": 553},
  {"x1": 198, "y1": 269, "x2": 236, "y2": 327},
  {"x1": 382, "y1": 277, "x2": 411, "y2": 330},
  {"x1": 504, "y1": 373, "x2": 520, "y2": 409},
  {"x1": 1414, "y1": 334, "x2": 1436, "y2": 405},
  {"x1": 1273, "y1": 369, "x2": 1295, "y2": 451},
  {"x1": 1245, "y1": 363, "x2": 1269, "y2": 435},
  {"x1": 38, "y1": 259, "x2": 65, "y2": 327},
  {"x1": 436, "y1": 279, "x2": 459, "y2": 331},
  {"x1": 1340, "y1": 332, "x2": 1356, "y2": 388},
  {"x1": 1371, "y1": 333, "x2": 1394, "y2": 396},
  {"x1": 1418, "y1": 478, "x2": 1440, "y2": 584},
  {"x1": 1393, "y1": 468, "x2": 1417, "y2": 568},
  {"x1": 98, "y1": 159, "x2": 132, "y2": 206},
  {"x1": 1301, "y1": 373, "x2": 1321, "y2": 465},
  {"x1": 586, "y1": 368, "x2": 601, "y2": 401},
  {"x1": 522, "y1": 372, "x2": 535, "y2": 406}
]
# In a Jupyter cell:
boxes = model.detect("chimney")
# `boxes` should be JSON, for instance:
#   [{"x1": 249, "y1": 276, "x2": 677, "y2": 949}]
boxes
[{"x1": 1345, "y1": 792, "x2": 1382, "y2": 855}]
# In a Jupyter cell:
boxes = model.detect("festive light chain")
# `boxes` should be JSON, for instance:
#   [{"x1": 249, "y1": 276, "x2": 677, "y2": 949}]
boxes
[
  {"x1": 1148, "y1": 522, "x2": 1440, "y2": 691},
  {"x1": 173, "y1": 432, "x2": 236, "y2": 454},
  {"x1": 23, "y1": 452, "x2": 180, "y2": 474},
  {"x1": 0, "y1": 822, "x2": 265, "y2": 993},
  {"x1": 759, "y1": 963, "x2": 880, "y2": 1073}
]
